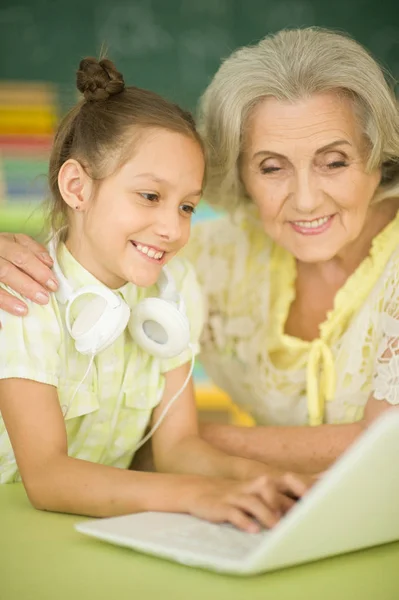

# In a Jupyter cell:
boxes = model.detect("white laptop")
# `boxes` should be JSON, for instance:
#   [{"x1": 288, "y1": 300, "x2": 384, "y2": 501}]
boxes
[{"x1": 75, "y1": 409, "x2": 399, "y2": 575}]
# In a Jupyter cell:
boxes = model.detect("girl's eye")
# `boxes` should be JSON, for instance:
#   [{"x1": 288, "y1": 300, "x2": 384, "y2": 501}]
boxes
[
  {"x1": 140, "y1": 192, "x2": 159, "y2": 202},
  {"x1": 180, "y1": 204, "x2": 196, "y2": 216}
]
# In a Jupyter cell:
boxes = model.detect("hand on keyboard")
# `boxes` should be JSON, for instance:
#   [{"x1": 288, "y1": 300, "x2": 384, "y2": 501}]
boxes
[
  {"x1": 275, "y1": 471, "x2": 315, "y2": 501},
  {"x1": 183, "y1": 472, "x2": 311, "y2": 533}
]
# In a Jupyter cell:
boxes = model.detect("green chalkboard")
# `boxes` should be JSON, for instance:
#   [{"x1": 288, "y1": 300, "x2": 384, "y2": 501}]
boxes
[{"x1": 0, "y1": 0, "x2": 398, "y2": 110}]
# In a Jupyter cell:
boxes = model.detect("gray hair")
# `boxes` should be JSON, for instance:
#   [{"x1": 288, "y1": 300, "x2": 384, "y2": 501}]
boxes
[{"x1": 198, "y1": 27, "x2": 399, "y2": 212}]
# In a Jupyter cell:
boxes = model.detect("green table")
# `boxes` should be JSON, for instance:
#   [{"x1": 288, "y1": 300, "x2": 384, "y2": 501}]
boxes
[{"x1": 2, "y1": 484, "x2": 399, "y2": 600}]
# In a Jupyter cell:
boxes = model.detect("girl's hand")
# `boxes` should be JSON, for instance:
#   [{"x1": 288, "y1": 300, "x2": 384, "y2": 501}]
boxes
[
  {"x1": 184, "y1": 472, "x2": 312, "y2": 533},
  {"x1": 0, "y1": 233, "x2": 57, "y2": 319}
]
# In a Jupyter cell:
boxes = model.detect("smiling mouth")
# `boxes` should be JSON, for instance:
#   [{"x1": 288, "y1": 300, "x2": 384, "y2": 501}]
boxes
[
  {"x1": 291, "y1": 215, "x2": 331, "y2": 229},
  {"x1": 289, "y1": 214, "x2": 335, "y2": 235},
  {"x1": 131, "y1": 241, "x2": 165, "y2": 261}
]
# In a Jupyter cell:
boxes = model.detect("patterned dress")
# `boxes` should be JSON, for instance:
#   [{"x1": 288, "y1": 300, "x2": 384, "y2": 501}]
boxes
[
  {"x1": 0, "y1": 243, "x2": 204, "y2": 483},
  {"x1": 183, "y1": 206, "x2": 399, "y2": 427}
]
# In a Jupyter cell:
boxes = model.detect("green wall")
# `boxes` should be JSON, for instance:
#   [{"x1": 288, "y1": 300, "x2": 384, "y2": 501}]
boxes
[
  {"x1": 1, "y1": 0, "x2": 397, "y2": 236},
  {"x1": 0, "y1": 0, "x2": 398, "y2": 111}
]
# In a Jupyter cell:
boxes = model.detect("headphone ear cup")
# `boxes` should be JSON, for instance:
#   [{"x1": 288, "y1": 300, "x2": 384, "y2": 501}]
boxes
[
  {"x1": 128, "y1": 297, "x2": 190, "y2": 359},
  {"x1": 70, "y1": 295, "x2": 131, "y2": 355}
]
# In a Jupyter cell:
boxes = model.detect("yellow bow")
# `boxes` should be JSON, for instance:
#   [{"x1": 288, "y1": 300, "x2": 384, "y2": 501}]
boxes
[{"x1": 306, "y1": 339, "x2": 336, "y2": 426}]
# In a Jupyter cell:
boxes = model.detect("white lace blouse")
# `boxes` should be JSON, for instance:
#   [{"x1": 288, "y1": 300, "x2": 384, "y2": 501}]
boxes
[{"x1": 183, "y1": 207, "x2": 399, "y2": 426}]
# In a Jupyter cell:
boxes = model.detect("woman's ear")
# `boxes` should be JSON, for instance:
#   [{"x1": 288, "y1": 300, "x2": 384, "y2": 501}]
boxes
[{"x1": 58, "y1": 159, "x2": 93, "y2": 211}]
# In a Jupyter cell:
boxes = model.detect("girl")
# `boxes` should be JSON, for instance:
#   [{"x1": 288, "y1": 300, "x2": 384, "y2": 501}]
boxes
[{"x1": 0, "y1": 58, "x2": 308, "y2": 532}]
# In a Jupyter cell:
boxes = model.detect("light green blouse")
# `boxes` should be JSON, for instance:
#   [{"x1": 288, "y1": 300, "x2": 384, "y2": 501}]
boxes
[{"x1": 0, "y1": 243, "x2": 203, "y2": 483}]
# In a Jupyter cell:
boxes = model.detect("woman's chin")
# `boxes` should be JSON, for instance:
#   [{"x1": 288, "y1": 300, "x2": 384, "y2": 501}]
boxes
[{"x1": 289, "y1": 243, "x2": 342, "y2": 264}]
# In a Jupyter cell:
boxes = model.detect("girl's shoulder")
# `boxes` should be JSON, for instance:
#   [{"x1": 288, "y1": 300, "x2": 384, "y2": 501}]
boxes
[
  {"x1": 0, "y1": 283, "x2": 63, "y2": 327},
  {"x1": 0, "y1": 284, "x2": 64, "y2": 386}
]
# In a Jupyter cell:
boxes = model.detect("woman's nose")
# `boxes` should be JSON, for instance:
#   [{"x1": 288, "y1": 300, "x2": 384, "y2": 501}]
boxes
[{"x1": 292, "y1": 170, "x2": 322, "y2": 214}]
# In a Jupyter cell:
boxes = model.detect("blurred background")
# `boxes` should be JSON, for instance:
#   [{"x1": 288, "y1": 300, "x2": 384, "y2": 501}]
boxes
[{"x1": 0, "y1": 0, "x2": 398, "y2": 422}]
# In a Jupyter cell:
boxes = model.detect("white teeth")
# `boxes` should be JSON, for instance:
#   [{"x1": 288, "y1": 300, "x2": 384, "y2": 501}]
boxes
[
  {"x1": 294, "y1": 216, "x2": 330, "y2": 229},
  {"x1": 135, "y1": 243, "x2": 164, "y2": 260}
]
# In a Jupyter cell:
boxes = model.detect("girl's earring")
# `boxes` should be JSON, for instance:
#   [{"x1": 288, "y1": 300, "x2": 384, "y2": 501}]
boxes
[{"x1": 75, "y1": 192, "x2": 83, "y2": 210}]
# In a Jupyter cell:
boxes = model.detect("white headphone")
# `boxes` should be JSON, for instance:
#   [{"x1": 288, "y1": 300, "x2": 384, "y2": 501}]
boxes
[{"x1": 48, "y1": 238, "x2": 191, "y2": 359}]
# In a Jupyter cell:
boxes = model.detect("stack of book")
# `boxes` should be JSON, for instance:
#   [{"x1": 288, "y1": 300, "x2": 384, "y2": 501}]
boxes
[{"x1": 0, "y1": 81, "x2": 57, "y2": 234}]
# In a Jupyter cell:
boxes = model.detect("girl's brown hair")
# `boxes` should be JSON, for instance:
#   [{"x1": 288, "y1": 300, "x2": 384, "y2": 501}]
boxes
[{"x1": 48, "y1": 57, "x2": 202, "y2": 231}]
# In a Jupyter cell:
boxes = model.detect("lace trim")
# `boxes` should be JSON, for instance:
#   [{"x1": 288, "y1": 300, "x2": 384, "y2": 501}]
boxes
[
  {"x1": 235, "y1": 207, "x2": 399, "y2": 424},
  {"x1": 263, "y1": 208, "x2": 399, "y2": 350}
]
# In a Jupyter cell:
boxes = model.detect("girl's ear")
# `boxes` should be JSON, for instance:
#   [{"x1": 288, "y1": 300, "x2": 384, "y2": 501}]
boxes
[{"x1": 58, "y1": 159, "x2": 93, "y2": 211}]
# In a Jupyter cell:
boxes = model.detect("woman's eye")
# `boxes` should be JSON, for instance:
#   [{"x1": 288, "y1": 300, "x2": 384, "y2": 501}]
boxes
[
  {"x1": 180, "y1": 204, "x2": 196, "y2": 216},
  {"x1": 324, "y1": 153, "x2": 349, "y2": 169},
  {"x1": 140, "y1": 192, "x2": 159, "y2": 202},
  {"x1": 260, "y1": 165, "x2": 281, "y2": 174},
  {"x1": 327, "y1": 160, "x2": 348, "y2": 169}
]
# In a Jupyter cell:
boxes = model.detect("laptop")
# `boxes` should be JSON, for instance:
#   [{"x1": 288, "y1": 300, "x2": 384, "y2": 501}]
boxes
[{"x1": 75, "y1": 409, "x2": 399, "y2": 575}]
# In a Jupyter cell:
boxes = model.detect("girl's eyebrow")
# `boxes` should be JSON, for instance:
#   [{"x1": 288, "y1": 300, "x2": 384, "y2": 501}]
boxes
[
  {"x1": 133, "y1": 172, "x2": 202, "y2": 196},
  {"x1": 133, "y1": 172, "x2": 166, "y2": 183}
]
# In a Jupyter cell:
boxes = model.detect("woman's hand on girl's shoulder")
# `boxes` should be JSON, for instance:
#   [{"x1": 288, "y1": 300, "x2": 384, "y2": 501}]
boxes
[
  {"x1": 182, "y1": 473, "x2": 312, "y2": 533},
  {"x1": 0, "y1": 233, "x2": 58, "y2": 321}
]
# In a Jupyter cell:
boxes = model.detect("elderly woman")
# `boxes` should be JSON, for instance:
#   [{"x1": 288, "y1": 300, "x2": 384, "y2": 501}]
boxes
[{"x1": 1, "y1": 28, "x2": 399, "y2": 474}]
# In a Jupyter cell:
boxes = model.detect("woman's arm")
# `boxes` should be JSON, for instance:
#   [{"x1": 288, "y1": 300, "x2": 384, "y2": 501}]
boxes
[
  {"x1": 0, "y1": 233, "x2": 57, "y2": 318},
  {"x1": 199, "y1": 313, "x2": 399, "y2": 474},
  {"x1": 199, "y1": 396, "x2": 392, "y2": 474}
]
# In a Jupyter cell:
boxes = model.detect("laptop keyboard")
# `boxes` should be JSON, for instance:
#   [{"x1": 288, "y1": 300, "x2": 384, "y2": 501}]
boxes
[{"x1": 152, "y1": 520, "x2": 269, "y2": 560}]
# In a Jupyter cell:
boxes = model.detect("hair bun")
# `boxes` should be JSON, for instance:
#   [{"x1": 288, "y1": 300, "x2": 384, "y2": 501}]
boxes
[{"x1": 76, "y1": 57, "x2": 125, "y2": 101}]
